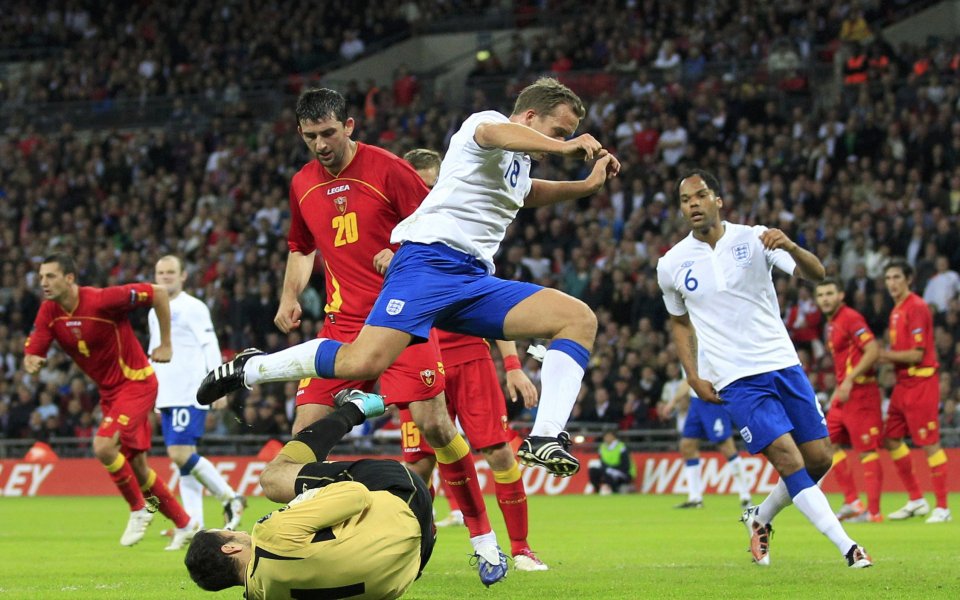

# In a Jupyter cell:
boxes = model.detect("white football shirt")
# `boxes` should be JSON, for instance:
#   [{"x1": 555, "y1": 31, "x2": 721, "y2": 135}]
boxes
[
  {"x1": 391, "y1": 110, "x2": 532, "y2": 272},
  {"x1": 148, "y1": 292, "x2": 222, "y2": 409},
  {"x1": 657, "y1": 222, "x2": 800, "y2": 390}
]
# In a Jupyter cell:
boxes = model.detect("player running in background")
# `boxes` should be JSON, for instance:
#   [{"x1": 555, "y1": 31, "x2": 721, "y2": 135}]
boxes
[
  {"x1": 813, "y1": 278, "x2": 884, "y2": 523},
  {"x1": 255, "y1": 89, "x2": 503, "y2": 584},
  {"x1": 200, "y1": 77, "x2": 620, "y2": 481},
  {"x1": 879, "y1": 259, "x2": 951, "y2": 523},
  {"x1": 186, "y1": 392, "x2": 433, "y2": 599},
  {"x1": 657, "y1": 170, "x2": 871, "y2": 568},
  {"x1": 149, "y1": 255, "x2": 245, "y2": 545},
  {"x1": 659, "y1": 375, "x2": 752, "y2": 510},
  {"x1": 395, "y1": 148, "x2": 548, "y2": 572},
  {"x1": 24, "y1": 254, "x2": 193, "y2": 547}
]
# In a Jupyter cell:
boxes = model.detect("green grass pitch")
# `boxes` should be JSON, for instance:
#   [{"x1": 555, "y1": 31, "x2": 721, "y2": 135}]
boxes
[{"x1": 0, "y1": 493, "x2": 956, "y2": 599}]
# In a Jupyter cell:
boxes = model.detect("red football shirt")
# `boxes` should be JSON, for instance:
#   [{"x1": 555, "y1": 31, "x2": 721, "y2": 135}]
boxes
[
  {"x1": 888, "y1": 292, "x2": 939, "y2": 381},
  {"x1": 825, "y1": 304, "x2": 876, "y2": 385},
  {"x1": 288, "y1": 143, "x2": 429, "y2": 326},
  {"x1": 437, "y1": 330, "x2": 491, "y2": 367},
  {"x1": 25, "y1": 285, "x2": 156, "y2": 390}
]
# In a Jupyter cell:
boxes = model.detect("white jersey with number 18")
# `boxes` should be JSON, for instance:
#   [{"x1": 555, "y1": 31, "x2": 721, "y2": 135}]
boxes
[
  {"x1": 391, "y1": 110, "x2": 532, "y2": 273},
  {"x1": 657, "y1": 222, "x2": 800, "y2": 391}
]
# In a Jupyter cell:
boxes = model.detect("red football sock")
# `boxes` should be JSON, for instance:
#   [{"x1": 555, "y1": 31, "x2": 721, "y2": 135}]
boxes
[
  {"x1": 929, "y1": 450, "x2": 949, "y2": 509},
  {"x1": 440, "y1": 477, "x2": 461, "y2": 512},
  {"x1": 435, "y1": 435, "x2": 491, "y2": 538},
  {"x1": 831, "y1": 451, "x2": 859, "y2": 504},
  {"x1": 105, "y1": 454, "x2": 145, "y2": 511},
  {"x1": 861, "y1": 453, "x2": 883, "y2": 515},
  {"x1": 890, "y1": 444, "x2": 923, "y2": 501},
  {"x1": 493, "y1": 464, "x2": 529, "y2": 556},
  {"x1": 141, "y1": 469, "x2": 191, "y2": 528}
]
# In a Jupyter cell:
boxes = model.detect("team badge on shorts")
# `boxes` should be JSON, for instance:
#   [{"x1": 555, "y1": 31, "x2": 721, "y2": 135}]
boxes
[
  {"x1": 740, "y1": 426, "x2": 752, "y2": 443},
  {"x1": 420, "y1": 369, "x2": 436, "y2": 386},
  {"x1": 386, "y1": 299, "x2": 405, "y2": 315},
  {"x1": 732, "y1": 243, "x2": 751, "y2": 266},
  {"x1": 333, "y1": 196, "x2": 347, "y2": 214}
]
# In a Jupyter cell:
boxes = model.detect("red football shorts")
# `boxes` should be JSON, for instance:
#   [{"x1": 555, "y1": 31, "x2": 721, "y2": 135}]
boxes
[
  {"x1": 884, "y1": 376, "x2": 941, "y2": 446},
  {"x1": 398, "y1": 356, "x2": 516, "y2": 464},
  {"x1": 826, "y1": 384, "x2": 882, "y2": 452},
  {"x1": 297, "y1": 320, "x2": 445, "y2": 407},
  {"x1": 96, "y1": 379, "x2": 158, "y2": 454}
]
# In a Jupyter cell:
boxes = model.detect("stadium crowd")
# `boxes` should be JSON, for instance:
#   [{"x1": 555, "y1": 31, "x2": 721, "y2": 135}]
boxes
[{"x1": 2, "y1": 0, "x2": 960, "y2": 450}]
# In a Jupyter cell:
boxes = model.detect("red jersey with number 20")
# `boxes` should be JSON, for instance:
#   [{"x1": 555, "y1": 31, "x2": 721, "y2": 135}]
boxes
[
  {"x1": 25, "y1": 285, "x2": 157, "y2": 390},
  {"x1": 287, "y1": 143, "x2": 429, "y2": 326},
  {"x1": 888, "y1": 292, "x2": 938, "y2": 382},
  {"x1": 826, "y1": 304, "x2": 876, "y2": 386}
]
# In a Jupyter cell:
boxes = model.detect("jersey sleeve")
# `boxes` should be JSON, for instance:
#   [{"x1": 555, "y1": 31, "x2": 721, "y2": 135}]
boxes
[
  {"x1": 846, "y1": 311, "x2": 876, "y2": 350},
  {"x1": 99, "y1": 284, "x2": 155, "y2": 314},
  {"x1": 656, "y1": 258, "x2": 687, "y2": 316},
  {"x1": 905, "y1": 301, "x2": 929, "y2": 348},
  {"x1": 753, "y1": 225, "x2": 797, "y2": 275},
  {"x1": 287, "y1": 182, "x2": 317, "y2": 254},
  {"x1": 24, "y1": 304, "x2": 54, "y2": 357},
  {"x1": 464, "y1": 111, "x2": 510, "y2": 154},
  {"x1": 384, "y1": 158, "x2": 430, "y2": 220},
  {"x1": 261, "y1": 482, "x2": 372, "y2": 540},
  {"x1": 187, "y1": 300, "x2": 222, "y2": 370}
]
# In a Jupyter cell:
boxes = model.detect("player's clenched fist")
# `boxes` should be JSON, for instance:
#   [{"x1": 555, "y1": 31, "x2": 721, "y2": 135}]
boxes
[
  {"x1": 23, "y1": 354, "x2": 46, "y2": 374},
  {"x1": 758, "y1": 228, "x2": 797, "y2": 252},
  {"x1": 275, "y1": 297, "x2": 303, "y2": 333},
  {"x1": 561, "y1": 133, "x2": 604, "y2": 160},
  {"x1": 373, "y1": 248, "x2": 395, "y2": 275}
]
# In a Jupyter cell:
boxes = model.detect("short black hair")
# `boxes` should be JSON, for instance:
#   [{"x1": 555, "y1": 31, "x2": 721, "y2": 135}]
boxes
[
  {"x1": 815, "y1": 277, "x2": 842, "y2": 291},
  {"x1": 184, "y1": 530, "x2": 242, "y2": 592},
  {"x1": 42, "y1": 253, "x2": 77, "y2": 276},
  {"x1": 295, "y1": 88, "x2": 348, "y2": 125},
  {"x1": 675, "y1": 169, "x2": 722, "y2": 203},
  {"x1": 884, "y1": 257, "x2": 914, "y2": 280}
]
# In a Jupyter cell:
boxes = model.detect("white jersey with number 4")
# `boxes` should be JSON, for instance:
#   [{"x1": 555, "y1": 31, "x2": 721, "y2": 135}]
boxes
[
  {"x1": 148, "y1": 292, "x2": 222, "y2": 409},
  {"x1": 657, "y1": 222, "x2": 800, "y2": 390},
  {"x1": 391, "y1": 110, "x2": 532, "y2": 272}
]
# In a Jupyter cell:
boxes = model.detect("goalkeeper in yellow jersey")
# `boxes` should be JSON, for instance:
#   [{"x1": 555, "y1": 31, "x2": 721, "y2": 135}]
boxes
[{"x1": 185, "y1": 390, "x2": 434, "y2": 599}]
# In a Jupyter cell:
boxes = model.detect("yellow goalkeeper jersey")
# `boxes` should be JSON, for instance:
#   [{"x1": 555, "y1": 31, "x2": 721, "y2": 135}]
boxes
[{"x1": 244, "y1": 481, "x2": 422, "y2": 600}]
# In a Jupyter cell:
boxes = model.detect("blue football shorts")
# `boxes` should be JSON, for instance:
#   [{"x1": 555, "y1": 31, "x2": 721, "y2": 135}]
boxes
[
  {"x1": 682, "y1": 396, "x2": 734, "y2": 444},
  {"x1": 366, "y1": 242, "x2": 543, "y2": 341},
  {"x1": 718, "y1": 365, "x2": 828, "y2": 454},
  {"x1": 160, "y1": 406, "x2": 208, "y2": 446}
]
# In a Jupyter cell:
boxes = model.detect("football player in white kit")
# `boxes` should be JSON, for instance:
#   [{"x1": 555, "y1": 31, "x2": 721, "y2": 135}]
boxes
[
  {"x1": 197, "y1": 77, "x2": 620, "y2": 479},
  {"x1": 656, "y1": 170, "x2": 872, "y2": 568},
  {"x1": 149, "y1": 255, "x2": 245, "y2": 548}
]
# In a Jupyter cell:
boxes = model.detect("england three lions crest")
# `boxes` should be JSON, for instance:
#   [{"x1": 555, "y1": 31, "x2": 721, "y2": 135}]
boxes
[
  {"x1": 333, "y1": 196, "x2": 347, "y2": 214},
  {"x1": 732, "y1": 242, "x2": 751, "y2": 266}
]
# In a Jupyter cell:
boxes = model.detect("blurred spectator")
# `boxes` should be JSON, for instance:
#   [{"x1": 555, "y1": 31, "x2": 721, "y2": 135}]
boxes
[{"x1": 923, "y1": 256, "x2": 960, "y2": 313}]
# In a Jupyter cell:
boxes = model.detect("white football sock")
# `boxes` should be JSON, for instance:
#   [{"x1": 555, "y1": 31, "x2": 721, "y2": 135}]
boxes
[
  {"x1": 684, "y1": 460, "x2": 703, "y2": 502},
  {"x1": 728, "y1": 455, "x2": 751, "y2": 501},
  {"x1": 191, "y1": 455, "x2": 236, "y2": 502},
  {"x1": 757, "y1": 479, "x2": 792, "y2": 524},
  {"x1": 245, "y1": 338, "x2": 324, "y2": 386},
  {"x1": 178, "y1": 475, "x2": 205, "y2": 528},
  {"x1": 530, "y1": 349, "x2": 585, "y2": 437},
  {"x1": 469, "y1": 531, "x2": 499, "y2": 553},
  {"x1": 792, "y1": 486, "x2": 857, "y2": 554}
]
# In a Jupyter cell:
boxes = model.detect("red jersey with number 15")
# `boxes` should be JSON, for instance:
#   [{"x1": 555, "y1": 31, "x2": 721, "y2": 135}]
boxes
[
  {"x1": 25, "y1": 284, "x2": 157, "y2": 390},
  {"x1": 888, "y1": 292, "x2": 938, "y2": 382},
  {"x1": 288, "y1": 143, "x2": 429, "y2": 327},
  {"x1": 826, "y1": 304, "x2": 876, "y2": 386}
]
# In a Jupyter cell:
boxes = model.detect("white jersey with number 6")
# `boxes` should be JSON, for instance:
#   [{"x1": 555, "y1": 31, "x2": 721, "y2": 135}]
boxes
[
  {"x1": 390, "y1": 110, "x2": 532, "y2": 273},
  {"x1": 657, "y1": 222, "x2": 799, "y2": 390}
]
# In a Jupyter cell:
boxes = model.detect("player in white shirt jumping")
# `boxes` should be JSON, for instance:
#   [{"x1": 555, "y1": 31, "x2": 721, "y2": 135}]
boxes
[
  {"x1": 149, "y1": 255, "x2": 245, "y2": 549},
  {"x1": 656, "y1": 170, "x2": 872, "y2": 568},
  {"x1": 197, "y1": 77, "x2": 620, "y2": 479}
]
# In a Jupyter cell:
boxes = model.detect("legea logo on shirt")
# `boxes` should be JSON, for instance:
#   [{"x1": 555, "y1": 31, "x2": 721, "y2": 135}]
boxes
[
  {"x1": 386, "y1": 299, "x2": 405, "y2": 315},
  {"x1": 327, "y1": 184, "x2": 351, "y2": 194}
]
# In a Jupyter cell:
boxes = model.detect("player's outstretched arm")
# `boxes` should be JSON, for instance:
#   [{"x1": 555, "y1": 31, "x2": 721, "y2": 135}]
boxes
[
  {"x1": 474, "y1": 122, "x2": 606, "y2": 160},
  {"x1": 150, "y1": 285, "x2": 173, "y2": 363},
  {"x1": 275, "y1": 250, "x2": 316, "y2": 333},
  {"x1": 525, "y1": 154, "x2": 621, "y2": 208},
  {"x1": 759, "y1": 228, "x2": 825, "y2": 281}
]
